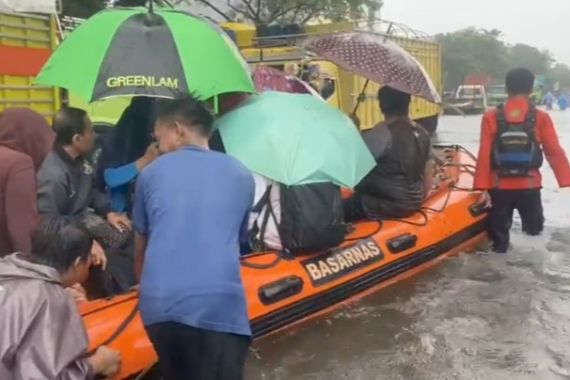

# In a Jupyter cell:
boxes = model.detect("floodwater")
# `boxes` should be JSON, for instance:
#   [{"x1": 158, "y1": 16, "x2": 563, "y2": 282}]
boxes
[{"x1": 245, "y1": 111, "x2": 570, "y2": 380}]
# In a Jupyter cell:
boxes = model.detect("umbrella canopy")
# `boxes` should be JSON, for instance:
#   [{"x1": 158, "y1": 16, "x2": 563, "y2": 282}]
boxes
[
  {"x1": 253, "y1": 66, "x2": 323, "y2": 98},
  {"x1": 215, "y1": 91, "x2": 375, "y2": 188},
  {"x1": 36, "y1": 8, "x2": 254, "y2": 102},
  {"x1": 303, "y1": 32, "x2": 441, "y2": 104}
]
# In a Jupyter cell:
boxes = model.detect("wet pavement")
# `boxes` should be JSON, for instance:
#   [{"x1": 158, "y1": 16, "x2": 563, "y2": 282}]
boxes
[{"x1": 245, "y1": 111, "x2": 570, "y2": 380}]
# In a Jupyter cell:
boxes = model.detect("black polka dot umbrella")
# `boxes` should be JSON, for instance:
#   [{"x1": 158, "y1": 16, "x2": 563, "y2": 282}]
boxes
[{"x1": 303, "y1": 32, "x2": 441, "y2": 104}]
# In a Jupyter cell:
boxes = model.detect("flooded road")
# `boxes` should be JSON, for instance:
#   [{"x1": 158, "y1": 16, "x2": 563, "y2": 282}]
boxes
[{"x1": 246, "y1": 111, "x2": 570, "y2": 380}]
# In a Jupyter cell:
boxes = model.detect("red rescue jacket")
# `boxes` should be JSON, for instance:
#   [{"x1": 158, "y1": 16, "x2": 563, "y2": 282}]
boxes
[{"x1": 474, "y1": 96, "x2": 570, "y2": 190}]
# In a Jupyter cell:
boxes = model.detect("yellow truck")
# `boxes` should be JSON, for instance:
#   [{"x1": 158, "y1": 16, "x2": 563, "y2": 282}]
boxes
[
  {"x1": 2, "y1": 11, "x2": 441, "y2": 133},
  {"x1": 0, "y1": 3, "x2": 60, "y2": 121},
  {"x1": 224, "y1": 21, "x2": 443, "y2": 133}
]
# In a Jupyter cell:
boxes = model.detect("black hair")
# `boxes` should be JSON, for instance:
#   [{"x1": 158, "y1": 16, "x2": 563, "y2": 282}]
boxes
[
  {"x1": 30, "y1": 216, "x2": 93, "y2": 273},
  {"x1": 378, "y1": 86, "x2": 411, "y2": 117},
  {"x1": 52, "y1": 107, "x2": 89, "y2": 146},
  {"x1": 156, "y1": 96, "x2": 214, "y2": 138},
  {"x1": 506, "y1": 68, "x2": 535, "y2": 95}
]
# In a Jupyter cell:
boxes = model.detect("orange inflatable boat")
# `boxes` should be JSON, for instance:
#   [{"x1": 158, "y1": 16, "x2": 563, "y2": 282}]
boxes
[{"x1": 79, "y1": 144, "x2": 487, "y2": 379}]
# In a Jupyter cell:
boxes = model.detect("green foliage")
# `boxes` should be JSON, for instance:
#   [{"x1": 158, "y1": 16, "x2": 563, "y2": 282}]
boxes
[
  {"x1": 549, "y1": 63, "x2": 570, "y2": 89},
  {"x1": 509, "y1": 43, "x2": 553, "y2": 75},
  {"x1": 62, "y1": 0, "x2": 381, "y2": 24},
  {"x1": 436, "y1": 28, "x2": 567, "y2": 91},
  {"x1": 183, "y1": 0, "x2": 381, "y2": 25},
  {"x1": 436, "y1": 28, "x2": 510, "y2": 89}
]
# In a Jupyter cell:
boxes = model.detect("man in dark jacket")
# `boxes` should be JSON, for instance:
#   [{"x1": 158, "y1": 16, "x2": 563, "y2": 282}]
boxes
[
  {"x1": 37, "y1": 107, "x2": 129, "y2": 225},
  {"x1": 37, "y1": 107, "x2": 134, "y2": 293},
  {"x1": 345, "y1": 86, "x2": 433, "y2": 220}
]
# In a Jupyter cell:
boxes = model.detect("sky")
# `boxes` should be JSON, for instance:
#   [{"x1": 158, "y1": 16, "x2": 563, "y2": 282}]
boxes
[{"x1": 381, "y1": 0, "x2": 570, "y2": 65}]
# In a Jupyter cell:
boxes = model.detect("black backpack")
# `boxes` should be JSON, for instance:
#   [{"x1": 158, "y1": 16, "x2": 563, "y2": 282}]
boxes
[
  {"x1": 492, "y1": 103, "x2": 543, "y2": 177},
  {"x1": 253, "y1": 182, "x2": 347, "y2": 255}
]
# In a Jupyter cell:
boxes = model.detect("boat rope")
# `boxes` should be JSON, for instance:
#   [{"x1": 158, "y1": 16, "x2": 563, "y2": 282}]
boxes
[
  {"x1": 88, "y1": 301, "x2": 140, "y2": 356},
  {"x1": 344, "y1": 220, "x2": 383, "y2": 242},
  {"x1": 240, "y1": 251, "x2": 284, "y2": 270}
]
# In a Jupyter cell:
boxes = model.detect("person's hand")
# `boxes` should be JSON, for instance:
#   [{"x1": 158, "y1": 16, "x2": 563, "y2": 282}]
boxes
[
  {"x1": 136, "y1": 143, "x2": 160, "y2": 170},
  {"x1": 89, "y1": 346, "x2": 122, "y2": 378},
  {"x1": 91, "y1": 240, "x2": 107, "y2": 270},
  {"x1": 478, "y1": 191, "x2": 492, "y2": 208},
  {"x1": 107, "y1": 212, "x2": 132, "y2": 233}
]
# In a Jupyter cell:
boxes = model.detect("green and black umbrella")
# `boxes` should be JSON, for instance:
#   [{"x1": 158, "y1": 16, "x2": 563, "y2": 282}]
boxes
[{"x1": 36, "y1": 7, "x2": 254, "y2": 102}]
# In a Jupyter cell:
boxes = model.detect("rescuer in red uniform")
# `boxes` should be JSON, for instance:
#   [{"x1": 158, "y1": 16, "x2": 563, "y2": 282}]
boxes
[{"x1": 475, "y1": 68, "x2": 570, "y2": 253}]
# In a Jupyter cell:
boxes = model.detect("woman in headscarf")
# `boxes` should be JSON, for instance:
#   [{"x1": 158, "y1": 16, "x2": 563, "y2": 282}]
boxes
[
  {"x1": 97, "y1": 97, "x2": 159, "y2": 215},
  {"x1": 0, "y1": 108, "x2": 54, "y2": 257}
]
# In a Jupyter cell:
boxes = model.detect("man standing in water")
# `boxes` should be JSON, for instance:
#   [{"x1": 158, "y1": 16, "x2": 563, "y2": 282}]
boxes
[
  {"x1": 133, "y1": 97, "x2": 254, "y2": 379},
  {"x1": 475, "y1": 68, "x2": 570, "y2": 253}
]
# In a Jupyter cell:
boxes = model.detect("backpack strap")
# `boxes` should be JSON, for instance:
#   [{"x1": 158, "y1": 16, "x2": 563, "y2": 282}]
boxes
[
  {"x1": 252, "y1": 185, "x2": 272, "y2": 213},
  {"x1": 248, "y1": 185, "x2": 271, "y2": 250},
  {"x1": 495, "y1": 103, "x2": 508, "y2": 134},
  {"x1": 524, "y1": 102, "x2": 538, "y2": 142},
  {"x1": 251, "y1": 184, "x2": 282, "y2": 251}
]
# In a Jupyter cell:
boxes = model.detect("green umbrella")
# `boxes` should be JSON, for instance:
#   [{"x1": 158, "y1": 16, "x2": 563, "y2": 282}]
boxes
[
  {"x1": 36, "y1": 7, "x2": 254, "y2": 102},
  {"x1": 216, "y1": 91, "x2": 375, "y2": 188}
]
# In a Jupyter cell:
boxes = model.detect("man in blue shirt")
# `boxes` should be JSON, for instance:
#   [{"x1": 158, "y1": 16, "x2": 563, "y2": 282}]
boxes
[{"x1": 133, "y1": 97, "x2": 254, "y2": 380}]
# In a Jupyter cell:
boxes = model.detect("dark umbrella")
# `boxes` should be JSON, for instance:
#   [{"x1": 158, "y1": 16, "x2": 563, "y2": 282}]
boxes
[
  {"x1": 303, "y1": 32, "x2": 441, "y2": 104},
  {"x1": 252, "y1": 66, "x2": 323, "y2": 98}
]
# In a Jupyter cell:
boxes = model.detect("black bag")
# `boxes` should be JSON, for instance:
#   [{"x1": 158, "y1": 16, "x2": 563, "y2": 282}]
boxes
[
  {"x1": 278, "y1": 183, "x2": 346, "y2": 254},
  {"x1": 253, "y1": 182, "x2": 347, "y2": 254}
]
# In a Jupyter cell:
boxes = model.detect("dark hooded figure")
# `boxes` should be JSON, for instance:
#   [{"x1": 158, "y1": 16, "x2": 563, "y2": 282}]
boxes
[
  {"x1": 0, "y1": 108, "x2": 54, "y2": 256},
  {"x1": 97, "y1": 97, "x2": 159, "y2": 214}
]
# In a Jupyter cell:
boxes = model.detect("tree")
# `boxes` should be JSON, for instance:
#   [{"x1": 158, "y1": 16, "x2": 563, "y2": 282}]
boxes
[
  {"x1": 436, "y1": 28, "x2": 510, "y2": 90},
  {"x1": 194, "y1": 0, "x2": 383, "y2": 26},
  {"x1": 548, "y1": 63, "x2": 570, "y2": 90},
  {"x1": 509, "y1": 43, "x2": 553, "y2": 75}
]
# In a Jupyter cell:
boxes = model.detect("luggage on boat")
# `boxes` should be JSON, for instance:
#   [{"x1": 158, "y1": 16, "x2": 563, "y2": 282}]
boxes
[{"x1": 256, "y1": 182, "x2": 346, "y2": 254}]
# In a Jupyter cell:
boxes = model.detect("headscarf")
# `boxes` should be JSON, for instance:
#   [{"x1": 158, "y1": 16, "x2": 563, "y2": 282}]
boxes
[{"x1": 0, "y1": 108, "x2": 54, "y2": 172}]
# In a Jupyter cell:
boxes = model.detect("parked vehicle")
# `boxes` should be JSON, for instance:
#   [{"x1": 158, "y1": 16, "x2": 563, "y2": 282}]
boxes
[{"x1": 444, "y1": 84, "x2": 488, "y2": 115}]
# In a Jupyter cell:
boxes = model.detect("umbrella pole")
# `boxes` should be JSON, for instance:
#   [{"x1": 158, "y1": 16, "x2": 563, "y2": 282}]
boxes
[
  {"x1": 351, "y1": 79, "x2": 369, "y2": 120},
  {"x1": 148, "y1": 0, "x2": 154, "y2": 13}
]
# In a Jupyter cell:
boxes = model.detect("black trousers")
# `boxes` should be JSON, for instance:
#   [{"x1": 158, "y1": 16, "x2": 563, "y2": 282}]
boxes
[
  {"x1": 145, "y1": 322, "x2": 250, "y2": 380},
  {"x1": 488, "y1": 189, "x2": 544, "y2": 253}
]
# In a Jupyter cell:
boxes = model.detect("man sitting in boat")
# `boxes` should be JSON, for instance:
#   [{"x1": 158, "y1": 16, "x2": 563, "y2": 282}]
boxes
[
  {"x1": 37, "y1": 107, "x2": 135, "y2": 295},
  {"x1": 344, "y1": 86, "x2": 433, "y2": 221},
  {"x1": 0, "y1": 216, "x2": 121, "y2": 379}
]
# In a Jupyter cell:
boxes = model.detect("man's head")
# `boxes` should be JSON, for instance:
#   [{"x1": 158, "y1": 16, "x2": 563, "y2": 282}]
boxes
[
  {"x1": 506, "y1": 68, "x2": 535, "y2": 97},
  {"x1": 52, "y1": 107, "x2": 95, "y2": 155},
  {"x1": 30, "y1": 216, "x2": 93, "y2": 287},
  {"x1": 154, "y1": 96, "x2": 214, "y2": 154},
  {"x1": 378, "y1": 86, "x2": 411, "y2": 118}
]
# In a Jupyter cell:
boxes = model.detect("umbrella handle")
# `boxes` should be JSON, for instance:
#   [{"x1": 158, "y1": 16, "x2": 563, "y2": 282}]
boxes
[{"x1": 351, "y1": 79, "x2": 370, "y2": 116}]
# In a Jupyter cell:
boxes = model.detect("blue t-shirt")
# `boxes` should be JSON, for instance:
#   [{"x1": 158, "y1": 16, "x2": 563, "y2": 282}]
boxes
[{"x1": 133, "y1": 146, "x2": 254, "y2": 336}]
